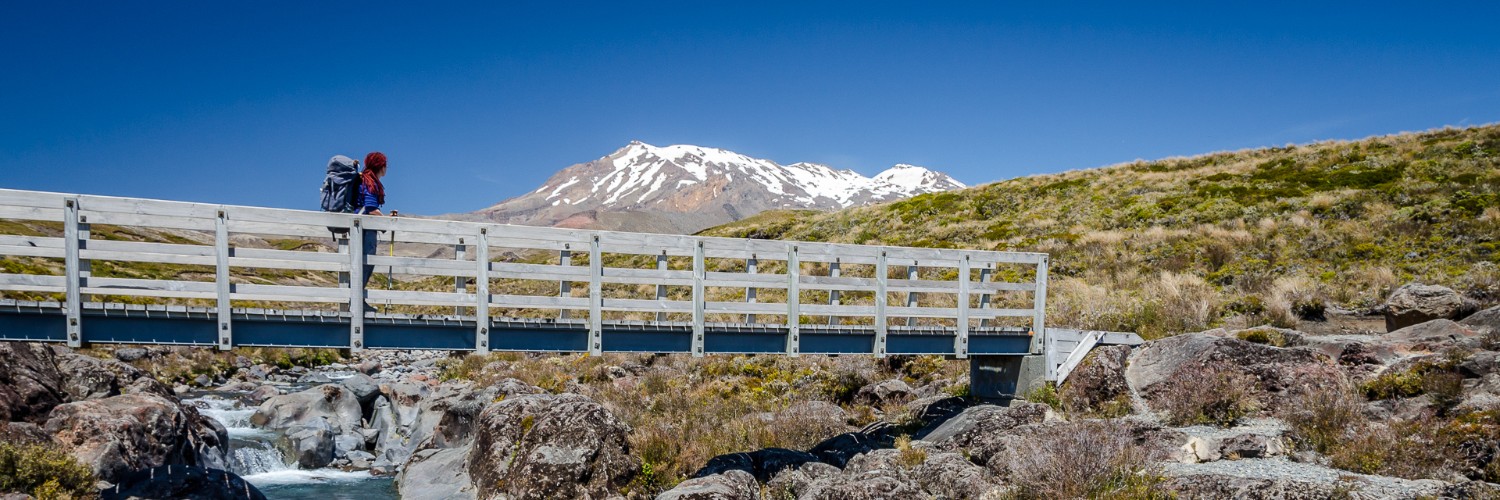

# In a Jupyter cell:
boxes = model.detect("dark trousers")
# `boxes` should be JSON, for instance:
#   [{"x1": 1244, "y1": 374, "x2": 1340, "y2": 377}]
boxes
[{"x1": 362, "y1": 229, "x2": 379, "y2": 289}]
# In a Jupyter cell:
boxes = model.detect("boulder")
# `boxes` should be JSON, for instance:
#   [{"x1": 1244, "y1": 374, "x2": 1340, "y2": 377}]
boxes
[
  {"x1": 244, "y1": 385, "x2": 279, "y2": 404},
  {"x1": 397, "y1": 447, "x2": 477, "y2": 500},
  {"x1": 0, "y1": 342, "x2": 66, "y2": 424},
  {"x1": 800, "y1": 473, "x2": 924, "y2": 499},
  {"x1": 765, "y1": 462, "x2": 840, "y2": 498},
  {"x1": 1125, "y1": 332, "x2": 1347, "y2": 415},
  {"x1": 1459, "y1": 305, "x2": 1500, "y2": 334},
  {"x1": 341, "y1": 372, "x2": 381, "y2": 406},
  {"x1": 911, "y1": 451, "x2": 1000, "y2": 498},
  {"x1": 44, "y1": 392, "x2": 228, "y2": 483},
  {"x1": 112, "y1": 347, "x2": 149, "y2": 362},
  {"x1": 854, "y1": 379, "x2": 915, "y2": 406},
  {"x1": 924, "y1": 403, "x2": 1049, "y2": 466},
  {"x1": 466, "y1": 392, "x2": 638, "y2": 499},
  {"x1": 1385, "y1": 283, "x2": 1474, "y2": 332},
  {"x1": 297, "y1": 372, "x2": 334, "y2": 385},
  {"x1": 658, "y1": 469, "x2": 759, "y2": 500},
  {"x1": 290, "y1": 425, "x2": 335, "y2": 469},
  {"x1": 1380, "y1": 319, "x2": 1486, "y2": 353},
  {"x1": 102, "y1": 465, "x2": 266, "y2": 500},
  {"x1": 1058, "y1": 344, "x2": 1132, "y2": 416},
  {"x1": 808, "y1": 431, "x2": 886, "y2": 468},
  {"x1": 904, "y1": 396, "x2": 969, "y2": 438},
  {"x1": 250, "y1": 384, "x2": 363, "y2": 435},
  {"x1": 51, "y1": 349, "x2": 149, "y2": 401},
  {"x1": 0, "y1": 421, "x2": 53, "y2": 445},
  {"x1": 694, "y1": 448, "x2": 820, "y2": 482}
]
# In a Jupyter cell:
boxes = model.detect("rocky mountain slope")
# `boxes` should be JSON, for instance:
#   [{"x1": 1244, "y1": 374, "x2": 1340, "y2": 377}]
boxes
[
  {"x1": 459, "y1": 141, "x2": 965, "y2": 233},
  {"x1": 705, "y1": 125, "x2": 1500, "y2": 338}
]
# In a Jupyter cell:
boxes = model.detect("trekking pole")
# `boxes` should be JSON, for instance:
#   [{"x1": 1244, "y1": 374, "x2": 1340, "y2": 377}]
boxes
[{"x1": 386, "y1": 212, "x2": 397, "y2": 313}]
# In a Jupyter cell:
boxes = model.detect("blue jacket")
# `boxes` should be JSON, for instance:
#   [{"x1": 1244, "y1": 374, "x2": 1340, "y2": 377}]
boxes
[{"x1": 358, "y1": 183, "x2": 381, "y2": 214}]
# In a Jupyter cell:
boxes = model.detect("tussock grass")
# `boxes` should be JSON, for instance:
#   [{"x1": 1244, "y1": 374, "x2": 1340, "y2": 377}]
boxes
[{"x1": 704, "y1": 125, "x2": 1500, "y2": 337}]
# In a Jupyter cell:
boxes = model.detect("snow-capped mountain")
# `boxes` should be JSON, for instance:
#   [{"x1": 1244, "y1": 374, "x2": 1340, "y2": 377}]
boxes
[{"x1": 465, "y1": 141, "x2": 966, "y2": 233}]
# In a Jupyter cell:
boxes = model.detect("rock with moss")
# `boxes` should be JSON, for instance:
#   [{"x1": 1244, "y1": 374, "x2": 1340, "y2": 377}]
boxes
[
  {"x1": 1059, "y1": 344, "x2": 1133, "y2": 416},
  {"x1": 0, "y1": 343, "x2": 66, "y2": 424},
  {"x1": 460, "y1": 392, "x2": 637, "y2": 498},
  {"x1": 1385, "y1": 283, "x2": 1477, "y2": 332},
  {"x1": 657, "y1": 469, "x2": 759, "y2": 500},
  {"x1": 1126, "y1": 332, "x2": 1347, "y2": 416},
  {"x1": 922, "y1": 403, "x2": 1049, "y2": 466},
  {"x1": 43, "y1": 392, "x2": 228, "y2": 483}
]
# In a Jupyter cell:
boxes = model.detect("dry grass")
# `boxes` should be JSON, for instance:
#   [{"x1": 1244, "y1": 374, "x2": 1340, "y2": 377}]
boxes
[
  {"x1": 1152, "y1": 363, "x2": 1260, "y2": 427},
  {"x1": 1002, "y1": 420, "x2": 1168, "y2": 499}
]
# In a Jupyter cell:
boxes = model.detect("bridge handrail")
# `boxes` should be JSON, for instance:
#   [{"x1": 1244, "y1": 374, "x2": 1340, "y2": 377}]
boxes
[{"x1": 0, "y1": 187, "x2": 1049, "y2": 356}]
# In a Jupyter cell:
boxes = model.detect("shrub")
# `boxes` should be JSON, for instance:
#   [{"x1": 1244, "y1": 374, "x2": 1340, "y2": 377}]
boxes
[
  {"x1": 0, "y1": 442, "x2": 97, "y2": 500},
  {"x1": 1154, "y1": 364, "x2": 1260, "y2": 427},
  {"x1": 1329, "y1": 418, "x2": 1460, "y2": 480},
  {"x1": 1002, "y1": 420, "x2": 1169, "y2": 499},
  {"x1": 1235, "y1": 328, "x2": 1295, "y2": 347},
  {"x1": 1024, "y1": 383, "x2": 1062, "y2": 412},
  {"x1": 1282, "y1": 383, "x2": 1364, "y2": 454}
]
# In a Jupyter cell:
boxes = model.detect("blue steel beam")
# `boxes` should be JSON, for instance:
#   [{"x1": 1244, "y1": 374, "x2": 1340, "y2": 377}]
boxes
[{"x1": 0, "y1": 305, "x2": 1034, "y2": 356}]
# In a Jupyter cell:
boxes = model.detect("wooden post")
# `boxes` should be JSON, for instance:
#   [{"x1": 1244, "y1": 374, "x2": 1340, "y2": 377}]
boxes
[
  {"x1": 827, "y1": 259, "x2": 840, "y2": 325},
  {"x1": 475, "y1": 229, "x2": 490, "y2": 354},
  {"x1": 874, "y1": 250, "x2": 888, "y2": 357},
  {"x1": 745, "y1": 256, "x2": 758, "y2": 324},
  {"x1": 655, "y1": 252, "x2": 668, "y2": 322},
  {"x1": 349, "y1": 218, "x2": 365, "y2": 351},
  {"x1": 63, "y1": 198, "x2": 82, "y2": 348},
  {"x1": 955, "y1": 255, "x2": 971, "y2": 359},
  {"x1": 215, "y1": 209, "x2": 232, "y2": 350},
  {"x1": 588, "y1": 236, "x2": 602, "y2": 355},
  {"x1": 692, "y1": 242, "x2": 705, "y2": 357},
  {"x1": 905, "y1": 263, "x2": 919, "y2": 327},
  {"x1": 558, "y1": 248, "x2": 572, "y2": 320},
  {"x1": 1033, "y1": 255, "x2": 1049, "y2": 356},
  {"x1": 786, "y1": 246, "x2": 800, "y2": 356},
  {"x1": 454, "y1": 239, "x2": 466, "y2": 316},
  {"x1": 978, "y1": 264, "x2": 993, "y2": 328}
]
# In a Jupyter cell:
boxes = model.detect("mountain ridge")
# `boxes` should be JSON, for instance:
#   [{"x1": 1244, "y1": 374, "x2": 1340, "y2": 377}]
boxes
[{"x1": 457, "y1": 141, "x2": 965, "y2": 233}]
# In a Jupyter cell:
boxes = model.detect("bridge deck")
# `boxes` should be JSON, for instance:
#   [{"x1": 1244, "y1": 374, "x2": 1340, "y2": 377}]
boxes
[
  {"x1": 0, "y1": 300, "x2": 1034, "y2": 354},
  {"x1": 0, "y1": 188, "x2": 1053, "y2": 375}
]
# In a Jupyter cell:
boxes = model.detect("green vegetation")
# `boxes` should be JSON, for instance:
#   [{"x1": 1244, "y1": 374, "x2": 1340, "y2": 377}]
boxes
[
  {"x1": 703, "y1": 125, "x2": 1500, "y2": 338},
  {"x1": 439, "y1": 351, "x2": 968, "y2": 494},
  {"x1": 0, "y1": 441, "x2": 97, "y2": 500}
]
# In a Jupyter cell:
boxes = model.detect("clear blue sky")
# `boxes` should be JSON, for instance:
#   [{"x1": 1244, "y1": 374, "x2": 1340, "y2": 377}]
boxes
[{"x1": 3, "y1": 2, "x2": 1498, "y2": 215}]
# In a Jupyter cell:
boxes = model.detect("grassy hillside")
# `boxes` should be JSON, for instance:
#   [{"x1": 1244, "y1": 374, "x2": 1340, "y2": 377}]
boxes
[{"x1": 704, "y1": 125, "x2": 1500, "y2": 338}]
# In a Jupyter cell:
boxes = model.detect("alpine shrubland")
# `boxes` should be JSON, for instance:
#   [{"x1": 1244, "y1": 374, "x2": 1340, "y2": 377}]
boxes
[{"x1": 703, "y1": 125, "x2": 1500, "y2": 338}]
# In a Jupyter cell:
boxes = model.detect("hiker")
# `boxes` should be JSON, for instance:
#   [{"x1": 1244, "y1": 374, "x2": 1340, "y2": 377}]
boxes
[{"x1": 357, "y1": 152, "x2": 397, "y2": 311}]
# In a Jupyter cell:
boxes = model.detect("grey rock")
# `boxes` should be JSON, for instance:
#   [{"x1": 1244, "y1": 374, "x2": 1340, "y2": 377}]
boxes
[
  {"x1": 245, "y1": 385, "x2": 279, "y2": 404},
  {"x1": 334, "y1": 433, "x2": 364, "y2": 458},
  {"x1": 250, "y1": 384, "x2": 363, "y2": 435},
  {"x1": 193, "y1": 374, "x2": 211, "y2": 387},
  {"x1": 765, "y1": 462, "x2": 839, "y2": 499},
  {"x1": 1125, "y1": 332, "x2": 1346, "y2": 415},
  {"x1": 1459, "y1": 305, "x2": 1500, "y2": 334},
  {"x1": 397, "y1": 447, "x2": 476, "y2": 500},
  {"x1": 290, "y1": 427, "x2": 335, "y2": 469},
  {"x1": 912, "y1": 451, "x2": 1000, "y2": 498},
  {"x1": 1058, "y1": 344, "x2": 1132, "y2": 415},
  {"x1": 341, "y1": 372, "x2": 381, "y2": 405},
  {"x1": 1382, "y1": 319, "x2": 1486, "y2": 352},
  {"x1": 113, "y1": 347, "x2": 149, "y2": 362},
  {"x1": 694, "y1": 448, "x2": 820, "y2": 482},
  {"x1": 44, "y1": 392, "x2": 228, "y2": 483},
  {"x1": 855, "y1": 379, "x2": 915, "y2": 406},
  {"x1": 347, "y1": 450, "x2": 376, "y2": 470},
  {"x1": 297, "y1": 372, "x2": 333, "y2": 385},
  {"x1": 466, "y1": 392, "x2": 638, "y2": 498},
  {"x1": 0, "y1": 343, "x2": 67, "y2": 424},
  {"x1": 657, "y1": 469, "x2": 758, "y2": 500},
  {"x1": 1385, "y1": 283, "x2": 1473, "y2": 332},
  {"x1": 925, "y1": 403, "x2": 1049, "y2": 465}
]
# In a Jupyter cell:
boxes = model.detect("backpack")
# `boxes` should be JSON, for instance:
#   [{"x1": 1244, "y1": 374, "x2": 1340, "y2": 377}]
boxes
[{"x1": 320, "y1": 155, "x2": 361, "y2": 234}]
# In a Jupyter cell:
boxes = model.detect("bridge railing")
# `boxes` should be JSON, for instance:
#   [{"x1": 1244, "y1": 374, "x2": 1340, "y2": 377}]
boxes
[{"x1": 0, "y1": 188, "x2": 1049, "y2": 357}]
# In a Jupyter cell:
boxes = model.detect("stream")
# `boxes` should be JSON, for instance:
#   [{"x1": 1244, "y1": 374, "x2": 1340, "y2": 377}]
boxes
[{"x1": 189, "y1": 393, "x2": 399, "y2": 499}]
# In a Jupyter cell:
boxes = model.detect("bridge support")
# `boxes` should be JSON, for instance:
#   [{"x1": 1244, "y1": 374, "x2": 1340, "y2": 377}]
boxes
[{"x1": 969, "y1": 355, "x2": 1047, "y2": 402}]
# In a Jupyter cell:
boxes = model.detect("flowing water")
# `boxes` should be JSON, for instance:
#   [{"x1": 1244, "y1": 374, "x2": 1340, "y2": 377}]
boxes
[{"x1": 190, "y1": 394, "x2": 398, "y2": 499}]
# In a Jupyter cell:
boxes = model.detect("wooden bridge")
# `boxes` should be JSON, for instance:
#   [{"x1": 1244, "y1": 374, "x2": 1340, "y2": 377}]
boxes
[{"x1": 0, "y1": 188, "x2": 1127, "y2": 397}]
